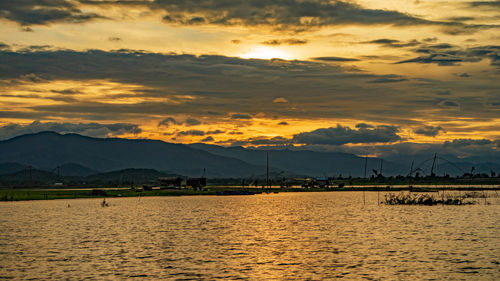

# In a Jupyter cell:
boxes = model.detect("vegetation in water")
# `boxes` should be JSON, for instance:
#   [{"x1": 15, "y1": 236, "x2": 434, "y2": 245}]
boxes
[{"x1": 383, "y1": 192, "x2": 478, "y2": 205}]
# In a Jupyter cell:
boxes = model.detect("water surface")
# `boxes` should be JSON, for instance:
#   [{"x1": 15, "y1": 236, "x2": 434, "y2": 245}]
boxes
[{"x1": 1, "y1": 192, "x2": 499, "y2": 280}]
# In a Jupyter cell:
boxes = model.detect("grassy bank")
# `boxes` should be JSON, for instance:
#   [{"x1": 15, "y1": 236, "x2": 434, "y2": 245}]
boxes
[{"x1": 1, "y1": 185, "x2": 499, "y2": 201}]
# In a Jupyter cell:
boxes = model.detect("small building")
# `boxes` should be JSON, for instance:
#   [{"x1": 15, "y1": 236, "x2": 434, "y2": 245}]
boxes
[
  {"x1": 314, "y1": 177, "x2": 330, "y2": 188},
  {"x1": 187, "y1": 177, "x2": 207, "y2": 190},
  {"x1": 158, "y1": 177, "x2": 183, "y2": 189}
]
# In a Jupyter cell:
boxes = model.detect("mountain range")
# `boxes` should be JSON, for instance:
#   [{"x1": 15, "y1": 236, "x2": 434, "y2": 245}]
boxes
[{"x1": 0, "y1": 131, "x2": 498, "y2": 179}]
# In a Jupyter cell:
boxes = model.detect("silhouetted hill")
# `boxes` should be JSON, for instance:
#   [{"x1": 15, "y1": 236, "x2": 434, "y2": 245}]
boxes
[
  {"x1": 0, "y1": 167, "x2": 57, "y2": 182},
  {"x1": 53, "y1": 163, "x2": 99, "y2": 177},
  {"x1": 0, "y1": 132, "x2": 266, "y2": 177},
  {"x1": 0, "y1": 163, "x2": 27, "y2": 175},
  {"x1": 188, "y1": 143, "x2": 406, "y2": 177},
  {"x1": 2, "y1": 132, "x2": 497, "y2": 179},
  {"x1": 85, "y1": 168, "x2": 175, "y2": 183}
]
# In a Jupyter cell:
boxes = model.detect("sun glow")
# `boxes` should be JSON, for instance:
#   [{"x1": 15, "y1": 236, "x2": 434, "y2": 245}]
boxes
[{"x1": 240, "y1": 46, "x2": 291, "y2": 60}]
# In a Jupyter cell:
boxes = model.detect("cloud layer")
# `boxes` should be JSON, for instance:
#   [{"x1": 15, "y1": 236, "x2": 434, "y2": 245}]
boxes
[
  {"x1": 0, "y1": 0, "x2": 494, "y2": 35},
  {"x1": 292, "y1": 124, "x2": 401, "y2": 145},
  {"x1": 0, "y1": 47, "x2": 498, "y2": 138},
  {"x1": 0, "y1": 0, "x2": 103, "y2": 25}
]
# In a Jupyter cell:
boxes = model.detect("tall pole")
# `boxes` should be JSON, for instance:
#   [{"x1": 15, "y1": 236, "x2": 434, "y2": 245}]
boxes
[
  {"x1": 266, "y1": 152, "x2": 269, "y2": 189},
  {"x1": 364, "y1": 157, "x2": 368, "y2": 179},
  {"x1": 430, "y1": 153, "x2": 437, "y2": 177},
  {"x1": 379, "y1": 159, "x2": 383, "y2": 176},
  {"x1": 363, "y1": 157, "x2": 367, "y2": 206},
  {"x1": 409, "y1": 160, "x2": 414, "y2": 191}
]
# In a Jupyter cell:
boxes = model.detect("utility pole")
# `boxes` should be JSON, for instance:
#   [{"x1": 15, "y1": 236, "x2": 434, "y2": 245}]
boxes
[
  {"x1": 266, "y1": 152, "x2": 269, "y2": 189},
  {"x1": 409, "y1": 160, "x2": 414, "y2": 190},
  {"x1": 364, "y1": 157, "x2": 368, "y2": 180}
]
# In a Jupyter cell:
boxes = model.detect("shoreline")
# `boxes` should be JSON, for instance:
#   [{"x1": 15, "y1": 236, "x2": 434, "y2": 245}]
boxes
[{"x1": 1, "y1": 185, "x2": 499, "y2": 201}]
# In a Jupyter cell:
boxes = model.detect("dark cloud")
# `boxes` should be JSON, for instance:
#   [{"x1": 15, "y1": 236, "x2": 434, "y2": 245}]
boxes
[
  {"x1": 292, "y1": 124, "x2": 401, "y2": 145},
  {"x1": 158, "y1": 117, "x2": 181, "y2": 127},
  {"x1": 355, "y1": 123, "x2": 374, "y2": 129},
  {"x1": 427, "y1": 43, "x2": 455, "y2": 49},
  {"x1": 201, "y1": 136, "x2": 214, "y2": 142},
  {"x1": 0, "y1": 0, "x2": 104, "y2": 25},
  {"x1": 422, "y1": 37, "x2": 438, "y2": 42},
  {"x1": 468, "y1": 1, "x2": 500, "y2": 8},
  {"x1": 278, "y1": 121, "x2": 288, "y2": 125},
  {"x1": 177, "y1": 130, "x2": 205, "y2": 136},
  {"x1": 222, "y1": 123, "x2": 405, "y2": 147},
  {"x1": 0, "y1": 42, "x2": 11, "y2": 51},
  {"x1": 398, "y1": 44, "x2": 500, "y2": 66},
  {"x1": 439, "y1": 100, "x2": 460, "y2": 107},
  {"x1": 158, "y1": 116, "x2": 200, "y2": 127},
  {"x1": 399, "y1": 54, "x2": 461, "y2": 66},
  {"x1": 261, "y1": 38, "x2": 308, "y2": 45},
  {"x1": 368, "y1": 75, "x2": 407, "y2": 83},
  {"x1": 414, "y1": 125, "x2": 444, "y2": 137},
  {"x1": 364, "y1": 38, "x2": 421, "y2": 48},
  {"x1": 230, "y1": 136, "x2": 290, "y2": 146},
  {"x1": 51, "y1": 89, "x2": 82, "y2": 95},
  {"x1": 77, "y1": 0, "x2": 465, "y2": 31},
  {"x1": 206, "y1": 130, "x2": 224, "y2": 134},
  {"x1": 0, "y1": 120, "x2": 141, "y2": 140},
  {"x1": 1, "y1": 48, "x2": 498, "y2": 126},
  {"x1": 231, "y1": 113, "x2": 252, "y2": 120},
  {"x1": 108, "y1": 37, "x2": 122, "y2": 41},
  {"x1": 1, "y1": 0, "x2": 495, "y2": 34},
  {"x1": 444, "y1": 138, "x2": 493, "y2": 147},
  {"x1": 185, "y1": 117, "x2": 201, "y2": 126},
  {"x1": 448, "y1": 16, "x2": 476, "y2": 22},
  {"x1": 312, "y1": 56, "x2": 359, "y2": 62}
]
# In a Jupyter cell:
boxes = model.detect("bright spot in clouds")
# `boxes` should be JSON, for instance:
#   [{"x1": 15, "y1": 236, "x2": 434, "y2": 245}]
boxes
[
  {"x1": 273, "y1": 97, "x2": 289, "y2": 103},
  {"x1": 241, "y1": 47, "x2": 291, "y2": 60}
]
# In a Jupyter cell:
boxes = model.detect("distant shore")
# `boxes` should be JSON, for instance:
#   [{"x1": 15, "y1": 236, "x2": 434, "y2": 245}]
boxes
[{"x1": 1, "y1": 185, "x2": 500, "y2": 201}]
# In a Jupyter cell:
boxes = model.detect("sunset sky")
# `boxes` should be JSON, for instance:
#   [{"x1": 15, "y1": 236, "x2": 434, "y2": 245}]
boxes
[{"x1": 0, "y1": 0, "x2": 499, "y2": 158}]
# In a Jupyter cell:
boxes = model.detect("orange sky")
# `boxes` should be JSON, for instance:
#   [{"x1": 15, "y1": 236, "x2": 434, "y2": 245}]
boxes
[{"x1": 0, "y1": 0, "x2": 499, "y2": 155}]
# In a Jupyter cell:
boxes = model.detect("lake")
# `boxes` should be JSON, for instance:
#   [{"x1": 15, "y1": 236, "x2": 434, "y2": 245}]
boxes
[{"x1": 0, "y1": 191, "x2": 499, "y2": 280}]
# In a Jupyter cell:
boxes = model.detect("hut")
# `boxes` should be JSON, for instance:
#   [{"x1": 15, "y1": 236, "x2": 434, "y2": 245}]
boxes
[
  {"x1": 187, "y1": 177, "x2": 207, "y2": 190},
  {"x1": 158, "y1": 177, "x2": 183, "y2": 189},
  {"x1": 314, "y1": 177, "x2": 331, "y2": 188}
]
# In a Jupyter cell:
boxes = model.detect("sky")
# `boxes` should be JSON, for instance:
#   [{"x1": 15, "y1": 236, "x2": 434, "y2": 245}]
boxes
[{"x1": 0, "y1": 0, "x2": 499, "y2": 159}]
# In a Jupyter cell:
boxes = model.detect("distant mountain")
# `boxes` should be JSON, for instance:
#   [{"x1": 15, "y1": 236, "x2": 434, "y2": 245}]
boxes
[
  {"x1": 53, "y1": 163, "x2": 99, "y2": 177},
  {"x1": 0, "y1": 162, "x2": 27, "y2": 175},
  {"x1": 0, "y1": 132, "x2": 266, "y2": 177},
  {"x1": 188, "y1": 143, "x2": 406, "y2": 177},
  {"x1": 86, "y1": 168, "x2": 175, "y2": 183},
  {"x1": 0, "y1": 167, "x2": 57, "y2": 182},
  {"x1": 1, "y1": 132, "x2": 498, "y2": 179}
]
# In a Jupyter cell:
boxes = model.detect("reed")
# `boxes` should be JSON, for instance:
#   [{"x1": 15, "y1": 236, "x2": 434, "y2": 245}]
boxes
[{"x1": 383, "y1": 192, "x2": 475, "y2": 205}]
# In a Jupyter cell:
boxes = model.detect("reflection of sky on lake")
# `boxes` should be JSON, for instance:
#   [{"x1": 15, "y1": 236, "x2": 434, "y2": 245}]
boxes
[{"x1": 0, "y1": 192, "x2": 499, "y2": 279}]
